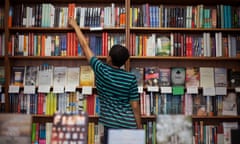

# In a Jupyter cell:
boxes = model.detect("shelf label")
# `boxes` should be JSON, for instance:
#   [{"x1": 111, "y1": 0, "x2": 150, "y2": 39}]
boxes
[
  {"x1": 38, "y1": 85, "x2": 50, "y2": 93},
  {"x1": 53, "y1": 86, "x2": 64, "y2": 93},
  {"x1": 186, "y1": 87, "x2": 198, "y2": 94},
  {"x1": 203, "y1": 87, "x2": 215, "y2": 96},
  {"x1": 8, "y1": 85, "x2": 20, "y2": 93},
  {"x1": 1, "y1": 93, "x2": 4, "y2": 103},
  {"x1": 172, "y1": 86, "x2": 184, "y2": 95},
  {"x1": 235, "y1": 87, "x2": 240, "y2": 93},
  {"x1": 138, "y1": 86, "x2": 143, "y2": 93},
  {"x1": 160, "y1": 87, "x2": 172, "y2": 93},
  {"x1": 65, "y1": 85, "x2": 76, "y2": 92},
  {"x1": 82, "y1": 86, "x2": 92, "y2": 95},
  {"x1": 147, "y1": 86, "x2": 159, "y2": 92},
  {"x1": 215, "y1": 87, "x2": 227, "y2": 95},
  {"x1": 23, "y1": 86, "x2": 35, "y2": 94}
]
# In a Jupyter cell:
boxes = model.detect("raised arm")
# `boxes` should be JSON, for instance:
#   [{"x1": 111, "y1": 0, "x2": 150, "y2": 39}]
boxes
[{"x1": 68, "y1": 17, "x2": 94, "y2": 62}]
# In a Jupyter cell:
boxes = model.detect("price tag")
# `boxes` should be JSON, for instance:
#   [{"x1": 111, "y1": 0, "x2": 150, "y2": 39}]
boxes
[
  {"x1": 23, "y1": 86, "x2": 35, "y2": 94},
  {"x1": 215, "y1": 87, "x2": 227, "y2": 95},
  {"x1": 235, "y1": 87, "x2": 240, "y2": 93},
  {"x1": 38, "y1": 85, "x2": 50, "y2": 93},
  {"x1": 203, "y1": 87, "x2": 215, "y2": 96},
  {"x1": 160, "y1": 87, "x2": 172, "y2": 93},
  {"x1": 82, "y1": 86, "x2": 92, "y2": 95},
  {"x1": 53, "y1": 86, "x2": 64, "y2": 93},
  {"x1": 186, "y1": 87, "x2": 198, "y2": 94},
  {"x1": 147, "y1": 86, "x2": 159, "y2": 92},
  {"x1": 65, "y1": 85, "x2": 76, "y2": 92},
  {"x1": 8, "y1": 85, "x2": 20, "y2": 93},
  {"x1": 138, "y1": 86, "x2": 143, "y2": 93},
  {"x1": 172, "y1": 86, "x2": 184, "y2": 95}
]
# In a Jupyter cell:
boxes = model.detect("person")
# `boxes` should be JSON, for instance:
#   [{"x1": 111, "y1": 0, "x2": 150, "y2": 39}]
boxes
[{"x1": 68, "y1": 17, "x2": 142, "y2": 144}]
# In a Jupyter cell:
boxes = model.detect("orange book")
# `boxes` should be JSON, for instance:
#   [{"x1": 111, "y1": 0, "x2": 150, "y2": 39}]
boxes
[
  {"x1": 119, "y1": 7, "x2": 126, "y2": 27},
  {"x1": 8, "y1": 7, "x2": 13, "y2": 27},
  {"x1": 41, "y1": 35, "x2": 46, "y2": 56}
]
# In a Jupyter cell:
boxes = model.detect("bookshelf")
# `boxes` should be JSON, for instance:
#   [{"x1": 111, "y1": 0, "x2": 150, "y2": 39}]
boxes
[{"x1": 1, "y1": 0, "x2": 240, "y2": 143}]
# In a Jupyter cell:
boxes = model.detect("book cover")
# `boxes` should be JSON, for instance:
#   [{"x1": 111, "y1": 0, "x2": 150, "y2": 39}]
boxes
[
  {"x1": 79, "y1": 65, "x2": 95, "y2": 87},
  {"x1": 38, "y1": 64, "x2": 53, "y2": 86},
  {"x1": 192, "y1": 94, "x2": 207, "y2": 116},
  {"x1": 156, "y1": 115, "x2": 192, "y2": 144},
  {"x1": 0, "y1": 114, "x2": 32, "y2": 144},
  {"x1": 159, "y1": 68, "x2": 171, "y2": 86},
  {"x1": 51, "y1": 111, "x2": 88, "y2": 144},
  {"x1": 66, "y1": 67, "x2": 80, "y2": 87},
  {"x1": 24, "y1": 66, "x2": 38, "y2": 86},
  {"x1": 200, "y1": 67, "x2": 215, "y2": 87},
  {"x1": 11, "y1": 66, "x2": 25, "y2": 86},
  {"x1": 171, "y1": 67, "x2": 186, "y2": 86},
  {"x1": 144, "y1": 67, "x2": 160, "y2": 87},
  {"x1": 222, "y1": 92, "x2": 237, "y2": 116},
  {"x1": 185, "y1": 67, "x2": 200, "y2": 87},
  {"x1": 53, "y1": 66, "x2": 67, "y2": 86},
  {"x1": 155, "y1": 36, "x2": 171, "y2": 56},
  {"x1": 130, "y1": 67, "x2": 144, "y2": 86},
  {"x1": 0, "y1": 66, "x2": 5, "y2": 85},
  {"x1": 222, "y1": 122, "x2": 238, "y2": 144},
  {"x1": 228, "y1": 69, "x2": 240, "y2": 87},
  {"x1": 214, "y1": 67, "x2": 227, "y2": 87}
]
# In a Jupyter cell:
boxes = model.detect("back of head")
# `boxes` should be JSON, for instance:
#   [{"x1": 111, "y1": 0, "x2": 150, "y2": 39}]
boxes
[{"x1": 109, "y1": 44, "x2": 129, "y2": 67}]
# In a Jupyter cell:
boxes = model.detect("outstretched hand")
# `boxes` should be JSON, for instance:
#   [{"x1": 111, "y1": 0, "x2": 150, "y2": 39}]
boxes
[{"x1": 68, "y1": 17, "x2": 77, "y2": 28}]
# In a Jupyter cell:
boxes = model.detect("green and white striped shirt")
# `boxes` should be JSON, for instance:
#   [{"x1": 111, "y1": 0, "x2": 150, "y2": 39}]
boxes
[{"x1": 90, "y1": 57, "x2": 139, "y2": 128}]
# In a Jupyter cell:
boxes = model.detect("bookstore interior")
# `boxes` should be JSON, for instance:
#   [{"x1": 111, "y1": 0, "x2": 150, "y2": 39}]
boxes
[{"x1": 0, "y1": 0, "x2": 240, "y2": 143}]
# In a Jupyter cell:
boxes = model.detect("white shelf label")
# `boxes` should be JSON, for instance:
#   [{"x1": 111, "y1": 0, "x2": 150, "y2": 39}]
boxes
[
  {"x1": 215, "y1": 87, "x2": 227, "y2": 95},
  {"x1": 53, "y1": 86, "x2": 64, "y2": 93},
  {"x1": 82, "y1": 86, "x2": 92, "y2": 95},
  {"x1": 23, "y1": 85, "x2": 35, "y2": 94},
  {"x1": 147, "y1": 86, "x2": 159, "y2": 92},
  {"x1": 8, "y1": 85, "x2": 20, "y2": 93},
  {"x1": 203, "y1": 87, "x2": 215, "y2": 96},
  {"x1": 186, "y1": 87, "x2": 198, "y2": 94},
  {"x1": 65, "y1": 85, "x2": 76, "y2": 92},
  {"x1": 138, "y1": 86, "x2": 143, "y2": 93},
  {"x1": 235, "y1": 87, "x2": 240, "y2": 93},
  {"x1": 38, "y1": 85, "x2": 50, "y2": 93},
  {"x1": 160, "y1": 87, "x2": 172, "y2": 93}
]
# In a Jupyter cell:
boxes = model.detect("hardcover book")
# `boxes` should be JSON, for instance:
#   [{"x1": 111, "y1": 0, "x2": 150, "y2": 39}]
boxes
[
  {"x1": 24, "y1": 66, "x2": 38, "y2": 86},
  {"x1": 185, "y1": 67, "x2": 200, "y2": 87},
  {"x1": 144, "y1": 66, "x2": 160, "y2": 87},
  {"x1": 11, "y1": 66, "x2": 25, "y2": 86},
  {"x1": 156, "y1": 115, "x2": 193, "y2": 144},
  {"x1": 79, "y1": 65, "x2": 95, "y2": 87},
  {"x1": 130, "y1": 67, "x2": 144, "y2": 86},
  {"x1": 171, "y1": 67, "x2": 186, "y2": 86},
  {"x1": 214, "y1": 67, "x2": 227, "y2": 87},
  {"x1": 159, "y1": 68, "x2": 171, "y2": 86}
]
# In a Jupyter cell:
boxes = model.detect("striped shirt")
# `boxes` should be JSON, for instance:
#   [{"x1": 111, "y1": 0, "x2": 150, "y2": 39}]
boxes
[{"x1": 90, "y1": 57, "x2": 139, "y2": 128}]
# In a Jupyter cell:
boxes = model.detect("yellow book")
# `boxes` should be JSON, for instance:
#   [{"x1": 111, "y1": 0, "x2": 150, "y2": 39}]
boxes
[{"x1": 80, "y1": 65, "x2": 95, "y2": 87}]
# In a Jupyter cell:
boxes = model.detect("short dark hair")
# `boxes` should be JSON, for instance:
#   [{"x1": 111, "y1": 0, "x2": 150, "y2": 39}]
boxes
[{"x1": 109, "y1": 44, "x2": 130, "y2": 67}]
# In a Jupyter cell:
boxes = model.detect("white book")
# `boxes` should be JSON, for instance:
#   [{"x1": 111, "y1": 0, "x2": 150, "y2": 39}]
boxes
[
  {"x1": 53, "y1": 66, "x2": 67, "y2": 87},
  {"x1": 66, "y1": 67, "x2": 80, "y2": 87},
  {"x1": 200, "y1": 67, "x2": 214, "y2": 88},
  {"x1": 38, "y1": 65, "x2": 53, "y2": 86}
]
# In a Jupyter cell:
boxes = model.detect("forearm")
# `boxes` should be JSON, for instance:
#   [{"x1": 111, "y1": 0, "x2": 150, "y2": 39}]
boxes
[{"x1": 131, "y1": 101, "x2": 142, "y2": 129}]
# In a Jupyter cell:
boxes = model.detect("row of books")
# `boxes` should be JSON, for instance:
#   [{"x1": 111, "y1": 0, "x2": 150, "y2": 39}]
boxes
[
  {"x1": 140, "y1": 91, "x2": 240, "y2": 117},
  {"x1": 10, "y1": 65, "x2": 95, "y2": 88},
  {"x1": 131, "y1": 4, "x2": 240, "y2": 28},
  {"x1": 9, "y1": 90, "x2": 99, "y2": 116},
  {"x1": 0, "y1": 33, "x2": 5, "y2": 56},
  {"x1": 8, "y1": 32, "x2": 125, "y2": 56},
  {"x1": 10, "y1": 3, "x2": 126, "y2": 28},
  {"x1": 131, "y1": 67, "x2": 240, "y2": 88},
  {"x1": 0, "y1": 8, "x2": 3, "y2": 28},
  {"x1": 129, "y1": 33, "x2": 240, "y2": 57},
  {"x1": 193, "y1": 121, "x2": 239, "y2": 144}
]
